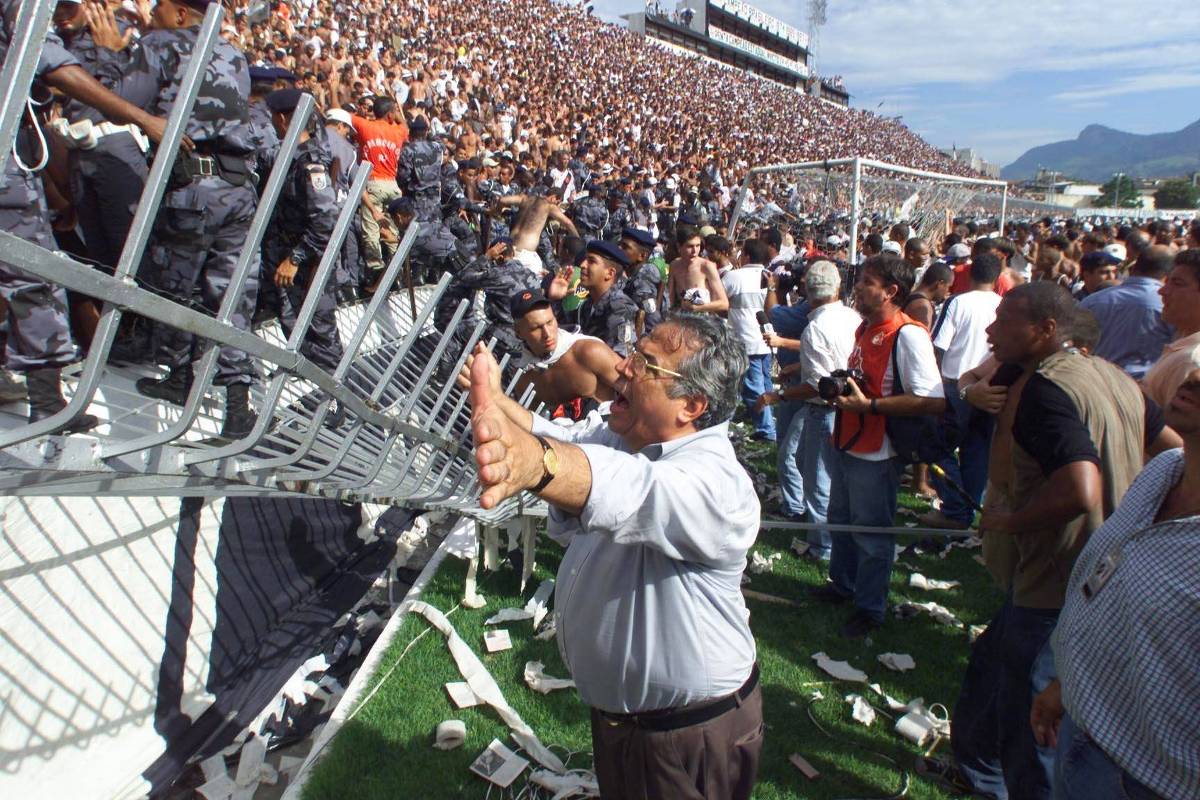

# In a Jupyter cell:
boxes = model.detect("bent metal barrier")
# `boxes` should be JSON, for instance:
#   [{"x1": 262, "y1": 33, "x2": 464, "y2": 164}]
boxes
[{"x1": 0, "y1": 1, "x2": 529, "y2": 525}]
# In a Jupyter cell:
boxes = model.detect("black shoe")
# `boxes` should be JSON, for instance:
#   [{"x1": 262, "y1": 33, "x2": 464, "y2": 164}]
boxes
[
  {"x1": 26, "y1": 368, "x2": 98, "y2": 434},
  {"x1": 220, "y1": 383, "x2": 257, "y2": 440},
  {"x1": 808, "y1": 584, "x2": 850, "y2": 605},
  {"x1": 840, "y1": 611, "x2": 882, "y2": 639},
  {"x1": 915, "y1": 756, "x2": 977, "y2": 795},
  {"x1": 136, "y1": 367, "x2": 193, "y2": 406}
]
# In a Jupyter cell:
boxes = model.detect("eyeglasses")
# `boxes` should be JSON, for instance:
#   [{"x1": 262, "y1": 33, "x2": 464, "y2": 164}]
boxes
[{"x1": 628, "y1": 350, "x2": 682, "y2": 380}]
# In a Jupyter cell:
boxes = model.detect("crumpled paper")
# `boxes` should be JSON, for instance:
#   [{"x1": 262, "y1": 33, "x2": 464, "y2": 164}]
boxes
[
  {"x1": 939, "y1": 536, "x2": 982, "y2": 559},
  {"x1": 748, "y1": 551, "x2": 782, "y2": 574},
  {"x1": 898, "y1": 600, "x2": 963, "y2": 627},
  {"x1": 433, "y1": 719, "x2": 466, "y2": 750},
  {"x1": 909, "y1": 573, "x2": 961, "y2": 591},
  {"x1": 408, "y1": 601, "x2": 565, "y2": 772},
  {"x1": 534, "y1": 619, "x2": 557, "y2": 641},
  {"x1": 790, "y1": 537, "x2": 810, "y2": 557},
  {"x1": 844, "y1": 694, "x2": 876, "y2": 726},
  {"x1": 868, "y1": 682, "x2": 919, "y2": 712},
  {"x1": 812, "y1": 651, "x2": 868, "y2": 682},
  {"x1": 877, "y1": 652, "x2": 916, "y2": 672},
  {"x1": 524, "y1": 661, "x2": 576, "y2": 694},
  {"x1": 485, "y1": 607, "x2": 534, "y2": 625},
  {"x1": 446, "y1": 681, "x2": 484, "y2": 708},
  {"x1": 529, "y1": 769, "x2": 601, "y2": 798},
  {"x1": 524, "y1": 579, "x2": 555, "y2": 629}
]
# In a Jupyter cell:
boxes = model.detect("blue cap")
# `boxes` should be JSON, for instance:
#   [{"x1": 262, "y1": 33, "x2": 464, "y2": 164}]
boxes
[
  {"x1": 621, "y1": 227, "x2": 655, "y2": 250},
  {"x1": 249, "y1": 66, "x2": 277, "y2": 84},
  {"x1": 264, "y1": 88, "x2": 304, "y2": 114},
  {"x1": 586, "y1": 239, "x2": 631, "y2": 269},
  {"x1": 386, "y1": 196, "x2": 414, "y2": 216},
  {"x1": 1080, "y1": 250, "x2": 1122, "y2": 270}
]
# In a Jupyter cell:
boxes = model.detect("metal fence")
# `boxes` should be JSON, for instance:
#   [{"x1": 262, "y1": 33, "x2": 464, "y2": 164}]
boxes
[{"x1": 0, "y1": 1, "x2": 529, "y2": 524}]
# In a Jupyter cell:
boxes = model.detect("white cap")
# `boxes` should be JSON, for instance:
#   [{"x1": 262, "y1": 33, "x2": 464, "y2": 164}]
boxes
[
  {"x1": 881, "y1": 240, "x2": 903, "y2": 255},
  {"x1": 947, "y1": 243, "x2": 971, "y2": 260},
  {"x1": 325, "y1": 108, "x2": 352, "y2": 126},
  {"x1": 1104, "y1": 243, "x2": 1127, "y2": 260}
]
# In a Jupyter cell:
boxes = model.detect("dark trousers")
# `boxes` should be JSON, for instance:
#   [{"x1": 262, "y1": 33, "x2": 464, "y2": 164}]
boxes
[
  {"x1": 952, "y1": 600, "x2": 1059, "y2": 800},
  {"x1": 590, "y1": 683, "x2": 763, "y2": 800}
]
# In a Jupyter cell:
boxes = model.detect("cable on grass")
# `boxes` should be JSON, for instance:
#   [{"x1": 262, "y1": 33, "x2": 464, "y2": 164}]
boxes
[{"x1": 805, "y1": 698, "x2": 911, "y2": 800}]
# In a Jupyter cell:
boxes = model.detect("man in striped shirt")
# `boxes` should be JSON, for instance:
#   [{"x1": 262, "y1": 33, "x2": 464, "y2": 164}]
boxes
[{"x1": 1032, "y1": 367, "x2": 1200, "y2": 800}]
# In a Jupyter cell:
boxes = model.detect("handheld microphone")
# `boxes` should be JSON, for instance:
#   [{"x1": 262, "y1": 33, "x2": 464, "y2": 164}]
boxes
[{"x1": 756, "y1": 310, "x2": 776, "y2": 355}]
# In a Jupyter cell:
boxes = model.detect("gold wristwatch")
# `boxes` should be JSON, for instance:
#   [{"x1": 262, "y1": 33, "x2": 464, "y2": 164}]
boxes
[{"x1": 531, "y1": 435, "x2": 559, "y2": 492}]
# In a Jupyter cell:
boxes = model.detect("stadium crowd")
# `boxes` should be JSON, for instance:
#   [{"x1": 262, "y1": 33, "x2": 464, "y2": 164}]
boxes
[{"x1": 1, "y1": 0, "x2": 1198, "y2": 798}]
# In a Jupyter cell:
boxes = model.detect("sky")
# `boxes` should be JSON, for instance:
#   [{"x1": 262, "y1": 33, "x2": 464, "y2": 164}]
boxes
[{"x1": 590, "y1": 0, "x2": 1200, "y2": 169}]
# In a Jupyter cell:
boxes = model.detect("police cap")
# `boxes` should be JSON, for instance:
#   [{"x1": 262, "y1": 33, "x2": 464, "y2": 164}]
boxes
[
  {"x1": 586, "y1": 240, "x2": 631, "y2": 269},
  {"x1": 621, "y1": 227, "x2": 655, "y2": 251},
  {"x1": 264, "y1": 88, "x2": 305, "y2": 114}
]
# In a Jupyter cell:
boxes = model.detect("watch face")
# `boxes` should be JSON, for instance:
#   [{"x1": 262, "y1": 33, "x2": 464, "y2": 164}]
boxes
[{"x1": 544, "y1": 446, "x2": 560, "y2": 475}]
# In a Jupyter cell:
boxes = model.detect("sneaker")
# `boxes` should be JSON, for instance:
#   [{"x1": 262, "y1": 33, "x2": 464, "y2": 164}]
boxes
[
  {"x1": 808, "y1": 584, "x2": 850, "y2": 605},
  {"x1": 918, "y1": 509, "x2": 971, "y2": 530},
  {"x1": 840, "y1": 611, "x2": 882, "y2": 639},
  {"x1": 914, "y1": 755, "x2": 977, "y2": 795}
]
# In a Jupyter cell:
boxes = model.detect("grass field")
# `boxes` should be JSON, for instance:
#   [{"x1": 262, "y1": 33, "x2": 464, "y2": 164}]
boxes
[{"x1": 303, "y1": 478, "x2": 1002, "y2": 799}]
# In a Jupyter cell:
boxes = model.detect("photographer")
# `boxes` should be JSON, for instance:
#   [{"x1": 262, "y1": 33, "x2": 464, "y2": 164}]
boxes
[{"x1": 809, "y1": 254, "x2": 945, "y2": 637}]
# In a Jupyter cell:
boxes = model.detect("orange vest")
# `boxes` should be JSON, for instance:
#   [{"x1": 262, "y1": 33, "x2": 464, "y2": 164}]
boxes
[{"x1": 835, "y1": 311, "x2": 926, "y2": 454}]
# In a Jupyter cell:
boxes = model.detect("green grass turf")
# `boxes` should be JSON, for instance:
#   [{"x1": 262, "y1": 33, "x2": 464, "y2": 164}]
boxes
[{"x1": 304, "y1": 506, "x2": 1002, "y2": 799}]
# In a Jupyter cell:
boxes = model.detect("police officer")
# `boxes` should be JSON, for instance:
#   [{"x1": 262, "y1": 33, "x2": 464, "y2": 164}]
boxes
[
  {"x1": 92, "y1": 0, "x2": 261, "y2": 439},
  {"x1": 618, "y1": 227, "x2": 663, "y2": 334},
  {"x1": 386, "y1": 196, "x2": 467, "y2": 285},
  {"x1": 1, "y1": 0, "x2": 173, "y2": 431},
  {"x1": 573, "y1": 240, "x2": 638, "y2": 356},
  {"x1": 396, "y1": 115, "x2": 443, "y2": 223},
  {"x1": 323, "y1": 107, "x2": 363, "y2": 299},
  {"x1": 569, "y1": 186, "x2": 608, "y2": 240},
  {"x1": 442, "y1": 156, "x2": 487, "y2": 247},
  {"x1": 54, "y1": 0, "x2": 148, "y2": 273},
  {"x1": 601, "y1": 188, "x2": 632, "y2": 243},
  {"x1": 257, "y1": 88, "x2": 343, "y2": 372}
]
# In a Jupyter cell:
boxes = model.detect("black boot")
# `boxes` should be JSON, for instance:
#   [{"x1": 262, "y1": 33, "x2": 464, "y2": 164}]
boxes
[
  {"x1": 136, "y1": 366, "x2": 193, "y2": 406},
  {"x1": 27, "y1": 368, "x2": 98, "y2": 434},
  {"x1": 220, "y1": 382, "x2": 257, "y2": 440}
]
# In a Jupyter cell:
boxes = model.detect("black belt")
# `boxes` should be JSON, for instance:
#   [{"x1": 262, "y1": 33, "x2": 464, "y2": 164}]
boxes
[{"x1": 597, "y1": 663, "x2": 759, "y2": 732}]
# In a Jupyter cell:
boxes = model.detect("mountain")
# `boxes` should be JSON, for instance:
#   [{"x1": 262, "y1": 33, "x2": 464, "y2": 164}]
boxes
[{"x1": 1001, "y1": 119, "x2": 1200, "y2": 182}]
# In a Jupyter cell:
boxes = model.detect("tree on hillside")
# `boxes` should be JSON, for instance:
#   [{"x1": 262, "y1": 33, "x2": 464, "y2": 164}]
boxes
[
  {"x1": 1097, "y1": 174, "x2": 1141, "y2": 208},
  {"x1": 1154, "y1": 179, "x2": 1200, "y2": 210}
]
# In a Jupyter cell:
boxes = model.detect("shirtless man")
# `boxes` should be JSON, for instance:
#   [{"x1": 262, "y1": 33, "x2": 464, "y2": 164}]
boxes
[
  {"x1": 666, "y1": 225, "x2": 729, "y2": 313},
  {"x1": 492, "y1": 194, "x2": 579, "y2": 274},
  {"x1": 510, "y1": 288, "x2": 622, "y2": 407}
]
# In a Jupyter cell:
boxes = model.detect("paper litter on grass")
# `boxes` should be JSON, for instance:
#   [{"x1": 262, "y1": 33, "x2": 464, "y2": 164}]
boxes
[
  {"x1": 877, "y1": 652, "x2": 917, "y2": 672},
  {"x1": 534, "y1": 618, "x2": 557, "y2": 640},
  {"x1": 484, "y1": 629, "x2": 513, "y2": 652},
  {"x1": 530, "y1": 769, "x2": 601, "y2": 797},
  {"x1": 790, "y1": 537, "x2": 810, "y2": 557},
  {"x1": 485, "y1": 607, "x2": 534, "y2": 625},
  {"x1": 868, "y1": 682, "x2": 918, "y2": 712},
  {"x1": 811, "y1": 652, "x2": 868, "y2": 682},
  {"x1": 810, "y1": 689, "x2": 824, "y2": 701},
  {"x1": 968, "y1": 624, "x2": 987, "y2": 643},
  {"x1": 524, "y1": 661, "x2": 576, "y2": 694},
  {"x1": 900, "y1": 600, "x2": 963, "y2": 627},
  {"x1": 748, "y1": 551, "x2": 782, "y2": 574},
  {"x1": 524, "y1": 579, "x2": 555, "y2": 629},
  {"x1": 844, "y1": 694, "x2": 876, "y2": 726},
  {"x1": 469, "y1": 738, "x2": 530, "y2": 788},
  {"x1": 939, "y1": 536, "x2": 983, "y2": 559},
  {"x1": 446, "y1": 681, "x2": 484, "y2": 708},
  {"x1": 909, "y1": 573, "x2": 961, "y2": 591},
  {"x1": 433, "y1": 719, "x2": 467, "y2": 750},
  {"x1": 408, "y1": 601, "x2": 566, "y2": 772}
]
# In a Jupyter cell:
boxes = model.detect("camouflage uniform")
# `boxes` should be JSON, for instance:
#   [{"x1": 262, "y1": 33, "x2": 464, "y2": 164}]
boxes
[
  {"x1": 435, "y1": 254, "x2": 542, "y2": 365},
  {"x1": 246, "y1": 97, "x2": 279, "y2": 151},
  {"x1": 61, "y1": 23, "x2": 148, "y2": 273},
  {"x1": 325, "y1": 124, "x2": 362, "y2": 294},
  {"x1": 570, "y1": 195, "x2": 608, "y2": 240},
  {"x1": 0, "y1": 12, "x2": 78, "y2": 371},
  {"x1": 98, "y1": 27, "x2": 259, "y2": 385},
  {"x1": 623, "y1": 261, "x2": 664, "y2": 333},
  {"x1": 409, "y1": 218, "x2": 467, "y2": 285},
  {"x1": 397, "y1": 137, "x2": 444, "y2": 223},
  {"x1": 258, "y1": 134, "x2": 343, "y2": 372},
  {"x1": 601, "y1": 203, "x2": 632, "y2": 242},
  {"x1": 575, "y1": 286, "x2": 637, "y2": 356}
]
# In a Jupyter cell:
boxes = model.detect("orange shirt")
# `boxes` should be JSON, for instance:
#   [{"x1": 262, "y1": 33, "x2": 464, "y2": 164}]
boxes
[
  {"x1": 351, "y1": 115, "x2": 409, "y2": 181},
  {"x1": 950, "y1": 262, "x2": 1013, "y2": 296}
]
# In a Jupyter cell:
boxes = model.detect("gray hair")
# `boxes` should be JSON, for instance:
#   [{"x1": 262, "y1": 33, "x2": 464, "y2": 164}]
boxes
[{"x1": 658, "y1": 312, "x2": 747, "y2": 430}]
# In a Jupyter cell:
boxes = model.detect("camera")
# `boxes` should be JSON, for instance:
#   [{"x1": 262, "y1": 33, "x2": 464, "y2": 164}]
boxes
[{"x1": 817, "y1": 368, "x2": 864, "y2": 401}]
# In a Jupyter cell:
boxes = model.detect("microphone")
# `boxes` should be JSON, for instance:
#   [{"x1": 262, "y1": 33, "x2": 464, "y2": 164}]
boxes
[{"x1": 757, "y1": 310, "x2": 776, "y2": 355}]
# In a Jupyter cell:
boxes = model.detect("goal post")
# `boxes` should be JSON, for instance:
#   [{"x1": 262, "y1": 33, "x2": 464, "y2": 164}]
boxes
[{"x1": 727, "y1": 157, "x2": 1072, "y2": 264}]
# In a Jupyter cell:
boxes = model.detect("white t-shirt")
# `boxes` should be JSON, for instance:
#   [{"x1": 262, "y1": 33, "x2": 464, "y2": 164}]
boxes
[
  {"x1": 931, "y1": 290, "x2": 1001, "y2": 380},
  {"x1": 515, "y1": 328, "x2": 601, "y2": 370},
  {"x1": 853, "y1": 324, "x2": 946, "y2": 461},
  {"x1": 799, "y1": 301, "x2": 862, "y2": 405},
  {"x1": 722, "y1": 266, "x2": 770, "y2": 356}
]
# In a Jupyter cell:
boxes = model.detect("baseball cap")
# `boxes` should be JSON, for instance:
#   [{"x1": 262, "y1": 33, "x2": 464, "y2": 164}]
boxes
[
  {"x1": 481, "y1": 155, "x2": 499, "y2": 167},
  {"x1": 881, "y1": 240, "x2": 903, "y2": 255},
  {"x1": 325, "y1": 108, "x2": 352, "y2": 126},
  {"x1": 1104, "y1": 243, "x2": 1127, "y2": 260},
  {"x1": 824, "y1": 234, "x2": 842, "y2": 248},
  {"x1": 805, "y1": 260, "x2": 840, "y2": 295},
  {"x1": 510, "y1": 287, "x2": 550, "y2": 318},
  {"x1": 947, "y1": 243, "x2": 972, "y2": 260}
]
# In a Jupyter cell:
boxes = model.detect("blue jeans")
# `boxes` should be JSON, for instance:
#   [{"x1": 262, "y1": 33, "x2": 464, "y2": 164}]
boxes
[
  {"x1": 952, "y1": 600, "x2": 1059, "y2": 800},
  {"x1": 742, "y1": 353, "x2": 775, "y2": 439},
  {"x1": 827, "y1": 451, "x2": 900, "y2": 621},
  {"x1": 799, "y1": 403, "x2": 835, "y2": 558},
  {"x1": 933, "y1": 378, "x2": 993, "y2": 525},
  {"x1": 1054, "y1": 714, "x2": 1163, "y2": 800},
  {"x1": 775, "y1": 399, "x2": 805, "y2": 517}
]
